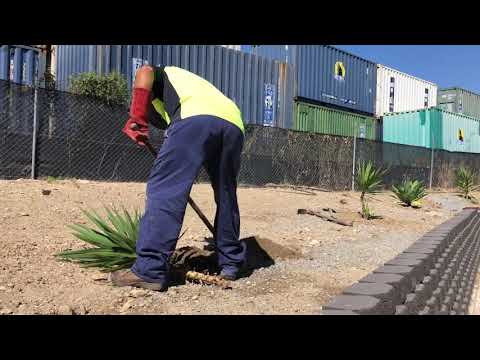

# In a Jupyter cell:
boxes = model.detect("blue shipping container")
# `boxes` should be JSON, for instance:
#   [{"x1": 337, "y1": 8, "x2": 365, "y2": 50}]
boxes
[
  {"x1": 0, "y1": 45, "x2": 44, "y2": 86},
  {"x1": 241, "y1": 45, "x2": 377, "y2": 115},
  {"x1": 55, "y1": 45, "x2": 295, "y2": 128}
]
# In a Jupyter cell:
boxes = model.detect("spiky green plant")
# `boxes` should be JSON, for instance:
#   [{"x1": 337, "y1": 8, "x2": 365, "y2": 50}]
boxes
[
  {"x1": 392, "y1": 180, "x2": 427, "y2": 208},
  {"x1": 56, "y1": 208, "x2": 141, "y2": 272},
  {"x1": 355, "y1": 161, "x2": 387, "y2": 219},
  {"x1": 455, "y1": 167, "x2": 479, "y2": 202}
]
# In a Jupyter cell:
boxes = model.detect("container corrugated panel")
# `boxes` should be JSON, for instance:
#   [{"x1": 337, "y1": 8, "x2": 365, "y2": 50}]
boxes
[
  {"x1": 240, "y1": 45, "x2": 377, "y2": 115},
  {"x1": 0, "y1": 45, "x2": 44, "y2": 86},
  {"x1": 221, "y1": 45, "x2": 241, "y2": 51},
  {"x1": 294, "y1": 101, "x2": 377, "y2": 140},
  {"x1": 249, "y1": 45, "x2": 290, "y2": 63},
  {"x1": 383, "y1": 109, "x2": 434, "y2": 148},
  {"x1": 383, "y1": 107, "x2": 480, "y2": 153},
  {"x1": 438, "y1": 87, "x2": 480, "y2": 119},
  {"x1": 376, "y1": 65, "x2": 437, "y2": 117},
  {"x1": 437, "y1": 108, "x2": 480, "y2": 153},
  {"x1": 54, "y1": 45, "x2": 294, "y2": 128}
]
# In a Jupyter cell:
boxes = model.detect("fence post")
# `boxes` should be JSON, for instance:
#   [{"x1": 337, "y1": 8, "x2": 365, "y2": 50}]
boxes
[
  {"x1": 352, "y1": 132, "x2": 356, "y2": 191},
  {"x1": 429, "y1": 135, "x2": 434, "y2": 190},
  {"x1": 31, "y1": 84, "x2": 38, "y2": 179}
]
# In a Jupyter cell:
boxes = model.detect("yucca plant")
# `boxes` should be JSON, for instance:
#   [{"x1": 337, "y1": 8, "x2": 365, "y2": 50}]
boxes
[
  {"x1": 56, "y1": 207, "x2": 141, "y2": 272},
  {"x1": 392, "y1": 180, "x2": 427, "y2": 208},
  {"x1": 455, "y1": 167, "x2": 480, "y2": 202},
  {"x1": 355, "y1": 161, "x2": 387, "y2": 219},
  {"x1": 56, "y1": 207, "x2": 229, "y2": 288}
]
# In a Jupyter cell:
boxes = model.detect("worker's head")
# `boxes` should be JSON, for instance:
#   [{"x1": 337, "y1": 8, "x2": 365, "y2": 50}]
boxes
[{"x1": 134, "y1": 65, "x2": 155, "y2": 89}]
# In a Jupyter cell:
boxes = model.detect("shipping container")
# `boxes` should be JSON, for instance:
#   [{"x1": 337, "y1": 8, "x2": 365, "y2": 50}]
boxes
[
  {"x1": 54, "y1": 45, "x2": 294, "y2": 128},
  {"x1": 438, "y1": 87, "x2": 480, "y2": 119},
  {"x1": 383, "y1": 107, "x2": 480, "y2": 153},
  {"x1": 294, "y1": 101, "x2": 377, "y2": 140},
  {"x1": 241, "y1": 45, "x2": 377, "y2": 115},
  {"x1": 376, "y1": 64, "x2": 437, "y2": 117},
  {"x1": 221, "y1": 45, "x2": 242, "y2": 51},
  {"x1": 0, "y1": 45, "x2": 46, "y2": 86}
]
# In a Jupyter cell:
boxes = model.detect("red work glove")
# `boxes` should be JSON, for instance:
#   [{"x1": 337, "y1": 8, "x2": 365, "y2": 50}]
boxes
[
  {"x1": 122, "y1": 118, "x2": 149, "y2": 146},
  {"x1": 122, "y1": 87, "x2": 151, "y2": 146}
]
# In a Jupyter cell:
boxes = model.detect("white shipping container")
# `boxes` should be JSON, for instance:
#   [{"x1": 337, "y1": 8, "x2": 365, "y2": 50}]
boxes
[{"x1": 375, "y1": 64, "x2": 437, "y2": 117}]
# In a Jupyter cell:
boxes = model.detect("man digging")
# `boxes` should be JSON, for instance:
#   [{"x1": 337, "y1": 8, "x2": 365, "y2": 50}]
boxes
[{"x1": 110, "y1": 65, "x2": 246, "y2": 291}]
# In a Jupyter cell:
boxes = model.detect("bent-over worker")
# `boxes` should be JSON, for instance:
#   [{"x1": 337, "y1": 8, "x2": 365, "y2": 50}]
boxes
[{"x1": 111, "y1": 65, "x2": 245, "y2": 291}]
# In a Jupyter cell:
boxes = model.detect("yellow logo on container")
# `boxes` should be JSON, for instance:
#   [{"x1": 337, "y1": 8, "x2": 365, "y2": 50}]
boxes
[
  {"x1": 335, "y1": 61, "x2": 345, "y2": 80},
  {"x1": 458, "y1": 128, "x2": 464, "y2": 142}
]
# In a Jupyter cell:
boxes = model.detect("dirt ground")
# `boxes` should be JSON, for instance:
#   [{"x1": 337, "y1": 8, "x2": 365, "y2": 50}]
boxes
[{"x1": 0, "y1": 179, "x2": 476, "y2": 315}]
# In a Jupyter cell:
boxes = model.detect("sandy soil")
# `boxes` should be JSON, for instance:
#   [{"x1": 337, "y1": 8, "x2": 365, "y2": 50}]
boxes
[{"x1": 0, "y1": 179, "x2": 475, "y2": 315}]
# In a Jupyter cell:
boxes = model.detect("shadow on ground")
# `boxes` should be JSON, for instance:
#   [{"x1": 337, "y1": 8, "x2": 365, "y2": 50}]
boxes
[{"x1": 169, "y1": 236, "x2": 301, "y2": 285}]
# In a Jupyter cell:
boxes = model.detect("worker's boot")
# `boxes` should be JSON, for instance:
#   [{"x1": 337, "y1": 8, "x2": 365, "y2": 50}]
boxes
[
  {"x1": 110, "y1": 269, "x2": 168, "y2": 291},
  {"x1": 218, "y1": 269, "x2": 239, "y2": 281}
]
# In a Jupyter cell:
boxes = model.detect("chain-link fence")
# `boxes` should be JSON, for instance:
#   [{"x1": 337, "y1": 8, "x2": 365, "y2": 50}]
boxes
[{"x1": 1, "y1": 78, "x2": 479, "y2": 190}]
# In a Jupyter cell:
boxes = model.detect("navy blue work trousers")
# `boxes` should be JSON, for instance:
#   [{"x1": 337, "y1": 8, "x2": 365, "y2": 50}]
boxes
[{"x1": 131, "y1": 115, "x2": 245, "y2": 284}]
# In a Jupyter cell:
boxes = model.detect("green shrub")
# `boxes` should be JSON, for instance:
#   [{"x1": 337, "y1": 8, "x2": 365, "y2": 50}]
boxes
[
  {"x1": 70, "y1": 72, "x2": 128, "y2": 106},
  {"x1": 355, "y1": 161, "x2": 387, "y2": 219},
  {"x1": 455, "y1": 167, "x2": 479, "y2": 202},
  {"x1": 392, "y1": 180, "x2": 427, "y2": 208},
  {"x1": 56, "y1": 207, "x2": 188, "y2": 272},
  {"x1": 56, "y1": 208, "x2": 141, "y2": 272}
]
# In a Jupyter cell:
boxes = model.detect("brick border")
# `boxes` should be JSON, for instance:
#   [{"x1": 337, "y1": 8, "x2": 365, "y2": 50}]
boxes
[{"x1": 321, "y1": 208, "x2": 480, "y2": 315}]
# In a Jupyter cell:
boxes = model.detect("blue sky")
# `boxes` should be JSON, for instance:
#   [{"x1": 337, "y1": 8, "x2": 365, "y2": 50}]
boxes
[{"x1": 336, "y1": 46, "x2": 480, "y2": 93}]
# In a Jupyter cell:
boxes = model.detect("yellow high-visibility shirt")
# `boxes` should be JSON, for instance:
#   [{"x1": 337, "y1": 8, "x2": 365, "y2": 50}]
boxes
[{"x1": 149, "y1": 66, "x2": 244, "y2": 134}]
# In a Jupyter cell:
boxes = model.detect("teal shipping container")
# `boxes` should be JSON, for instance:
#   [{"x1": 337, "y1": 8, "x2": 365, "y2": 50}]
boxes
[{"x1": 383, "y1": 107, "x2": 480, "y2": 153}]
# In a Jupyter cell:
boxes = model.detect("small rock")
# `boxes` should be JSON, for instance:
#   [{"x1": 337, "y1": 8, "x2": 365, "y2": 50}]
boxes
[
  {"x1": 6, "y1": 283, "x2": 14, "y2": 288},
  {"x1": 191, "y1": 295, "x2": 199, "y2": 301},
  {"x1": 41, "y1": 189, "x2": 51, "y2": 196},
  {"x1": 57, "y1": 305, "x2": 74, "y2": 315},
  {"x1": 91, "y1": 274, "x2": 108, "y2": 281},
  {"x1": 0, "y1": 286, "x2": 6, "y2": 292},
  {"x1": 17, "y1": 305, "x2": 28, "y2": 314},
  {"x1": 309, "y1": 240, "x2": 319, "y2": 246},
  {"x1": 120, "y1": 300, "x2": 135, "y2": 313},
  {"x1": 340, "y1": 199, "x2": 348, "y2": 205},
  {"x1": 129, "y1": 289, "x2": 149, "y2": 298},
  {"x1": 74, "y1": 305, "x2": 89, "y2": 315},
  {"x1": 0, "y1": 308, "x2": 13, "y2": 315},
  {"x1": 246, "y1": 281, "x2": 251, "y2": 285},
  {"x1": 19, "y1": 213, "x2": 29, "y2": 217}
]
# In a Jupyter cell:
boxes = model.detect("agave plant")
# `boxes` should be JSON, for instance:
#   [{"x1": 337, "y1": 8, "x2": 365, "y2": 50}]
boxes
[
  {"x1": 355, "y1": 161, "x2": 387, "y2": 219},
  {"x1": 56, "y1": 207, "x2": 229, "y2": 287},
  {"x1": 56, "y1": 208, "x2": 141, "y2": 272},
  {"x1": 455, "y1": 167, "x2": 479, "y2": 202},
  {"x1": 392, "y1": 179, "x2": 427, "y2": 208}
]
